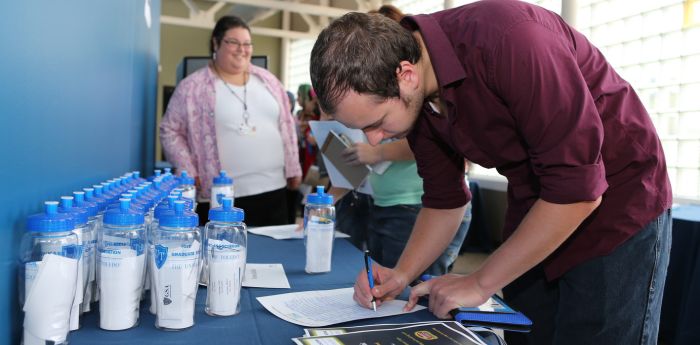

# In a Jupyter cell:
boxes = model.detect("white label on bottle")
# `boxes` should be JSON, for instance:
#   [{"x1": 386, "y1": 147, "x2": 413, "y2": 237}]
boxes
[
  {"x1": 181, "y1": 187, "x2": 196, "y2": 203},
  {"x1": 210, "y1": 186, "x2": 234, "y2": 208},
  {"x1": 305, "y1": 222, "x2": 334, "y2": 273},
  {"x1": 23, "y1": 254, "x2": 78, "y2": 343},
  {"x1": 99, "y1": 248, "x2": 146, "y2": 330},
  {"x1": 154, "y1": 240, "x2": 200, "y2": 329},
  {"x1": 207, "y1": 239, "x2": 245, "y2": 315}
]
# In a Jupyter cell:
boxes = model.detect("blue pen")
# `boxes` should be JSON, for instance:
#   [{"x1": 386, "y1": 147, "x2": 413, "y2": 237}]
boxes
[{"x1": 363, "y1": 250, "x2": 377, "y2": 312}]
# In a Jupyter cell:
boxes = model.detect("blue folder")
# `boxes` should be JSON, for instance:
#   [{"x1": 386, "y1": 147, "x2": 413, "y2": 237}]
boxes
[{"x1": 418, "y1": 275, "x2": 533, "y2": 332}]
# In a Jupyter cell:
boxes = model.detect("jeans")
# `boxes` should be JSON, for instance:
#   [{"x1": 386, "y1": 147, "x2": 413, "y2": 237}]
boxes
[
  {"x1": 335, "y1": 192, "x2": 472, "y2": 275},
  {"x1": 504, "y1": 209, "x2": 672, "y2": 345}
]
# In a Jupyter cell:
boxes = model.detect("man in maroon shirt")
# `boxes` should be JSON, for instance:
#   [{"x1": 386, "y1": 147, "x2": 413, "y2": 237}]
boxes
[{"x1": 310, "y1": 1, "x2": 672, "y2": 344}]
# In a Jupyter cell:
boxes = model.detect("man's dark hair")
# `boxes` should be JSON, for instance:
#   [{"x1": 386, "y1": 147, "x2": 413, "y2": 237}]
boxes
[
  {"x1": 210, "y1": 15, "x2": 251, "y2": 54},
  {"x1": 310, "y1": 12, "x2": 421, "y2": 114}
]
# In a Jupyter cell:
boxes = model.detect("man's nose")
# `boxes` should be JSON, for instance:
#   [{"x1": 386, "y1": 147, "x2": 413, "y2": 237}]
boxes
[{"x1": 364, "y1": 129, "x2": 384, "y2": 146}]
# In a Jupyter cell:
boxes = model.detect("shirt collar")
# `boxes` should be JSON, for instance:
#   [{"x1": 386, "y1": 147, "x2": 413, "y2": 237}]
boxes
[{"x1": 401, "y1": 14, "x2": 467, "y2": 89}]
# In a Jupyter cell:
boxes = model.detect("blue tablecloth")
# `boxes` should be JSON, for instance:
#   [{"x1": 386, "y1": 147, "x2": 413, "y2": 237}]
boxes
[
  {"x1": 660, "y1": 205, "x2": 700, "y2": 345},
  {"x1": 69, "y1": 234, "x2": 442, "y2": 345}
]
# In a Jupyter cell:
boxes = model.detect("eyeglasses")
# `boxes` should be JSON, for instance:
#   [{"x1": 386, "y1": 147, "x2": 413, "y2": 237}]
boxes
[{"x1": 222, "y1": 38, "x2": 253, "y2": 50}]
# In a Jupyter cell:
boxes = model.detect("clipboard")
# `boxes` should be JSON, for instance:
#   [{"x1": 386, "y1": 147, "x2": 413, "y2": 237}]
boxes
[{"x1": 321, "y1": 130, "x2": 371, "y2": 189}]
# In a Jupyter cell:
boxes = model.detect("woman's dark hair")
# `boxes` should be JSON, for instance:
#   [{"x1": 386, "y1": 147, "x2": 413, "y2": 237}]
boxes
[
  {"x1": 210, "y1": 15, "x2": 251, "y2": 54},
  {"x1": 310, "y1": 12, "x2": 420, "y2": 114}
]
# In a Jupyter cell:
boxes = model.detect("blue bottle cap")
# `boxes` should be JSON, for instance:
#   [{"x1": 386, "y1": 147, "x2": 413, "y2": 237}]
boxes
[
  {"x1": 154, "y1": 195, "x2": 178, "y2": 220},
  {"x1": 213, "y1": 170, "x2": 233, "y2": 185},
  {"x1": 27, "y1": 201, "x2": 75, "y2": 232},
  {"x1": 86, "y1": 186, "x2": 109, "y2": 211},
  {"x1": 73, "y1": 191, "x2": 98, "y2": 217},
  {"x1": 179, "y1": 170, "x2": 195, "y2": 185},
  {"x1": 159, "y1": 201, "x2": 198, "y2": 228},
  {"x1": 103, "y1": 199, "x2": 145, "y2": 226},
  {"x1": 58, "y1": 196, "x2": 88, "y2": 226},
  {"x1": 164, "y1": 167, "x2": 172, "y2": 174},
  {"x1": 307, "y1": 185, "x2": 333, "y2": 205},
  {"x1": 208, "y1": 197, "x2": 244, "y2": 222}
]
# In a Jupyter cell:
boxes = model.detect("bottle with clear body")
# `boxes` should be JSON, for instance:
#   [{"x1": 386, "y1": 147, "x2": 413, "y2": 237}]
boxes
[
  {"x1": 152, "y1": 200, "x2": 200, "y2": 330},
  {"x1": 304, "y1": 186, "x2": 335, "y2": 274},
  {"x1": 146, "y1": 195, "x2": 178, "y2": 314},
  {"x1": 98, "y1": 198, "x2": 146, "y2": 330},
  {"x1": 178, "y1": 170, "x2": 197, "y2": 211},
  {"x1": 20, "y1": 201, "x2": 79, "y2": 345},
  {"x1": 73, "y1": 190, "x2": 99, "y2": 313},
  {"x1": 58, "y1": 196, "x2": 91, "y2": 331},
  {"x1": 210, "y1": 170, "x2": 234, "y2": 208},
  {"x1": 204, "y1": 197, "x2": 246, "y2": 316}
]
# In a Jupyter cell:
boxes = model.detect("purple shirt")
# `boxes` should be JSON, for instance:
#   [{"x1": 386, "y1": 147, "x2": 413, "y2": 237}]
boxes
[{"x1": 403, "y1": 0, "x2": 672, "y2": 279}]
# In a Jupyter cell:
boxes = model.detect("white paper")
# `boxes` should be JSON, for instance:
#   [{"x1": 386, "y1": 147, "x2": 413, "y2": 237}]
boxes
[
  {"x1": 207, "y1": 239, "x2": 246, "y2": 316},
  {"x1": 99, "y1": 248, "x2": 146, "y2": 330},
  {"x1": 23, "y1": 254, "x2": 78, "y2": 343},
  {"x1": 243, "y1": 263, "x2": 290, "y2": 289},
  {"x1": 248, "y1": 224, "x2": 350, "y2": 240},
  {"x1": 70, "y1": 228, "x2": 86, "y2": 330},
  {"x1": 305, "y1": 222, "x2": 334, "y2": 273},
  {"x1": 256, "y1": 287, "x2": 425, "y2": 327},
  {"x1": 308, "y1": 121, "x2": 377, "y2": 194},
  {"x1": 154, "y1": 240, "x2": 201, "y2": 329}
]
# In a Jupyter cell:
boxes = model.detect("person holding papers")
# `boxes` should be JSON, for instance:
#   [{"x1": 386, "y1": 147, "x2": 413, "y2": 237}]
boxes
[
  {"x1": 309, "y1": 2, "x2": 672, "y2": 345},
  {"x1": 335, "y1": 138, "x2": 471, "y2": 276}
]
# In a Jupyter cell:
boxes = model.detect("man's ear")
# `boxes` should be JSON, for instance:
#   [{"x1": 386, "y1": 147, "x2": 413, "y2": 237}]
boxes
[{"x1": 396, "y1": 61, "x2": 420, "y2": 91}]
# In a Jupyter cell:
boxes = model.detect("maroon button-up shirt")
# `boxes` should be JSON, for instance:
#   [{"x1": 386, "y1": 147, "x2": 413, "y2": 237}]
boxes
[{"x1": 403, "y1": 0, "x2": 672, "y2": 279}]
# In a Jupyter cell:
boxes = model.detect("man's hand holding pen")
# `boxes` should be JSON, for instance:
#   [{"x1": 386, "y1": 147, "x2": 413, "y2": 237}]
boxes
[{"x1": 352, "y1": 260, "x2": 409, "y2": 310}]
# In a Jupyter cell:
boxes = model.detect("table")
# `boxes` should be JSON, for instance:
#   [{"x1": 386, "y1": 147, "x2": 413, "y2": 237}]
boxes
[
  {"x1": 660, "y1": 205, "x2": 700, "y2": 345},
  {"x1": 70, "y1": 234, "x2": 444, "y2": 345}
]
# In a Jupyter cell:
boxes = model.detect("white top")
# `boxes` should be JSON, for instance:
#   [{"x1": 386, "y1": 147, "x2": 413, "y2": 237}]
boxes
[{"x1": 215, "y1": 74, "x2": 286, "y2": 197}]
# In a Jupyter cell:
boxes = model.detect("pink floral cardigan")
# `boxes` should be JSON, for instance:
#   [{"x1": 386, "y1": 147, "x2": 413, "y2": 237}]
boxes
[{"x1": 160, "y1": 64, "x2": 301, "y2": 200}]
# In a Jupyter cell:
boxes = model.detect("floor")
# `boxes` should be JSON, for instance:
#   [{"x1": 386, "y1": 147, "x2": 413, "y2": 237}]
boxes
[{"x1": 451, "y1": 252, "x2": 489, "y2": 275}]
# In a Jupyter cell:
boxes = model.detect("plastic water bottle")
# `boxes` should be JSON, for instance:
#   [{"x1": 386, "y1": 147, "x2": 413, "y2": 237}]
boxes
[
  {"x1": 21, "y1": 201, "x2": 79, "y2": 345},
  {"x1": 98, "y1": 198, "x2": 146, "y2": 330},
  {"x1": 58, "y1": 196, "x2": 90, "y2": 331},
  {"x1": 204, "y1": 197, "x2": 246, "y2": 316},
  {"x1": 210, "y1": 170, "x2": 234, "y2": 209},
  {"x1": 152, "y1": 200, "x2": 200, "y2": 330},
  {"x1": 73, "y1": 191, "x2": 99, "y2": 313},
  {"x1": 304, "y1": 186, "x2": 335, "y2": 274},
  {"x1": 147, "y1": 195, "x2": 178, "y2": 314},
  {"x1": 178, "y1": 170, "x2": 197, "y2": 211}
]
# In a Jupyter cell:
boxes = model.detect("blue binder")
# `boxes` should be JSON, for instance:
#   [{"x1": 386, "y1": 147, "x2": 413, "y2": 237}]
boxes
[{"x1": 418, "y1": 275, "x2": 533, "y2": 332}]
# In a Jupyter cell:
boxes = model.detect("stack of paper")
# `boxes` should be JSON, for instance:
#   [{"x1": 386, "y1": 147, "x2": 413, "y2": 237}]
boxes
[{"x1": 294, "y1": 321, "x2": 489, "y2": 345}]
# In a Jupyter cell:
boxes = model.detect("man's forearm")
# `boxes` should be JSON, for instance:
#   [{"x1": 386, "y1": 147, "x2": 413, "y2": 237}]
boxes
[
  {"x1": 394, "y1": 206, "x2": 467, "y2": 281},
  {"x1": 473, "y1": 197, "x2": 601, "y2": 296}
]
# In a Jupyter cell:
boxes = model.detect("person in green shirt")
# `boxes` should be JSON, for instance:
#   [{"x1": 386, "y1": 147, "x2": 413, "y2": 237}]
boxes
[{"x1": 334, "y1": 138, "x2": 471, "y2": 275}]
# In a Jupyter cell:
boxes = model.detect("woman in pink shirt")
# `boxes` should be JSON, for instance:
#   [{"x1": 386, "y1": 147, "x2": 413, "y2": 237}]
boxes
[{"x1": 160, "y1": 15, "x2": 301, "y2": 226}]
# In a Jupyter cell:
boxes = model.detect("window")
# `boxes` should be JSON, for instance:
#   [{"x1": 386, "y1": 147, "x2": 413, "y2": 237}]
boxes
[
  {"x1": 284, "y1": 0, "x2": 700, "y2": 200},
  {"x1": 286, "y1": 38, "x2": 316, "y2": 114}
]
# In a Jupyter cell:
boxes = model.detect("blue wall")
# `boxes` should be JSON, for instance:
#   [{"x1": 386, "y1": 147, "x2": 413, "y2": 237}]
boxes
[{"x1": 0, "y1": 1, "x2": 160, "y2": 343}]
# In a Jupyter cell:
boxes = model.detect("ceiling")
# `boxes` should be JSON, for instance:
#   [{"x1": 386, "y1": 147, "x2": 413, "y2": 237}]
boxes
[{"x1": 161, "y1": 0, "x2": 384, "y2": 39}]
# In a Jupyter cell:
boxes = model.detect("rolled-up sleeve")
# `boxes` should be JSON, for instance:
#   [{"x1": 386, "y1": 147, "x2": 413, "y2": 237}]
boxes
[{"x1": 493, "y1": 21, "x2": 608, "y2": 204}]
